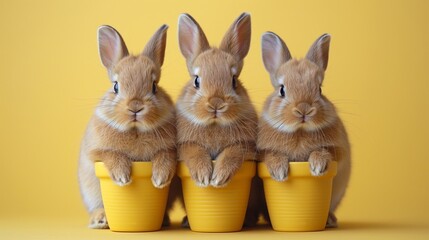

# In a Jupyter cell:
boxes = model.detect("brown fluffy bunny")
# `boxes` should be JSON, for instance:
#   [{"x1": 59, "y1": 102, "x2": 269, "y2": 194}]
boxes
[
  {"x1": 176, "y1": 13, "x2": 264, "y2": 225},
  {"x1": 258, "y1": 32, "x2": 351, "y2": 227},
  {"x1": 78, "y1": 25, "x2": 177, "y2": 229}
]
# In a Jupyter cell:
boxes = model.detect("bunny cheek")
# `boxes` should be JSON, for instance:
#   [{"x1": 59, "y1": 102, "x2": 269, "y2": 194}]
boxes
[
  {"x1": 135, "y1": 103, "x2": 166, "y2": 130},
  {"x1": 95, "y1": 99, "x2": 130, "y2": 132},
  {"x1": 304, "y1": 99, "x2": 337, "y2": 131}
]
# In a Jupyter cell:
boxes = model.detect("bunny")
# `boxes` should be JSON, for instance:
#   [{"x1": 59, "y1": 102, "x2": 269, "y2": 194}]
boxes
[
  {"x1": 176, "y1": 12, "x2": 257, "y2": 188},
  {"x1": 176, "y1": 13, "x2": 266, "y2": 226},
  {"x1": 258, "y1": 32, "x2": 351, "y2": 227},
  {"x1": 78, "y1": 25, "x2": 177, "y2": 229}
]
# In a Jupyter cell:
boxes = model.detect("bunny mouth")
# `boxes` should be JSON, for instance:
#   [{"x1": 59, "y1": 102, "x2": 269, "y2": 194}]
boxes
[
  {"x1": 211, "y1": 110, "x2": 226, "y2": 120},
  {"x1": 131, "y1": 114, "x2": 144, "y2": 123},
  {"x1": 204, "y1": 113, "x2": 222, "y2": 124},
  {"x1": 300, "y1": 118, "x2": 308, "y2": 124},
  {"x1": 127, "y1": 107, "x2": 148, "y2": 123},
  {"x1": 128, "y1": 114, "x2": 144, "y2": 125},
  {"x1": 130, "y1": 114, "x2": 139, "y2": 122},
  {"x1": 206, "y1": 113, "x2": 237, "y2": 126},
  {"x1": 208, "y1": 116, "x2": 219, "y2": 123},
  {"x1": 297, "y1": 119, "x2": 310, "y2": 128},
  {"x1": 128, "y1": 116, "x2": 147, "y2": 129},
  {"x1": 212, "y1": 111, "x2": 220, "y2": 119}
]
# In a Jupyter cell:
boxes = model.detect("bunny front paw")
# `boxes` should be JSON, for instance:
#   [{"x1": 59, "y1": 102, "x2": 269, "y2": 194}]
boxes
[
  {"x1": 108, "y1": 163, "x2": 132, "y2": 186},
  {"x1": 189, "y1": 161, "x2": 212, "y2": 187},
  {"x1": 210, "y1": 169, "x2": 234, "y2": 187},
  {"x1": 152, "y1": 169, "x2": 173, "y2": 189},
  {"x1": 266, "y1": 160, "x2": 289, "y2": 182},
  {"x1": 308, "y1": 150, "x2": 332, "y2": 176}
]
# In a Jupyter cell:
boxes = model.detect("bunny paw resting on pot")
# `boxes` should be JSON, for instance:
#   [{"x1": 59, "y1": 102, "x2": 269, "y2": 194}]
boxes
[
  {"x1": 258, "y1": 32, "x2": 351, "y2": 227},
  {"x1": 78, "y1": 24, "x2": 177, "y2": 229}
]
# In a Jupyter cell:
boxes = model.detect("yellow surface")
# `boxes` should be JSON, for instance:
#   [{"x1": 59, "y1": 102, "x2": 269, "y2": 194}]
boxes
[
  {"x1": 0, "y1": 0, "x2": 428, "y2": 239},
  {"x1": 95, "y1": 162, "x2": 168, "y2": 232},
  {"x1": 178, "y1": 161, "x2": 255, "y2": 232},
  {"x1": 259, "y1": 162, "x2": 337, "y2": 231}
]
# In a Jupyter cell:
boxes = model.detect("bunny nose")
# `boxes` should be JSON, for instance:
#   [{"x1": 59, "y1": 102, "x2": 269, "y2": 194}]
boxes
[
  {"x1": 207, "y1": 97, "x2": 228, "y2": 113},
  {"x1": 128, "y1": 108, "x2": 144, "y2": 114},
  {"x1": 128, "y1": 99, "x2": 144, "y2": 113},
  {"x1": 292, "y1": 103, "x2": 316, "y2": 122}
]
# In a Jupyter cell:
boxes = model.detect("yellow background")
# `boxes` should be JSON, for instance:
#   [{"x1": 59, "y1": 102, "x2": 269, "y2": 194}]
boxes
[{"x1": 0, "y1": 0, "x2": 428, "y2": 239}]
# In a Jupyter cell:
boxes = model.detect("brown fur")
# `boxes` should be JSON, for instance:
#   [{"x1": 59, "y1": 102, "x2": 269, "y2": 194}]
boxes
[
  {"x1": 259, "y1": 32, "x2": 351, "y2": 227},
  {"x1": 78, "y1": 25, "x2": 177, "y2": 229},
  {"x1": 177, "y1": 12, "x2": 257, "y2": 187},
  {"x1": 176, "y1": 13, "x2": 264, "y2": 226}
]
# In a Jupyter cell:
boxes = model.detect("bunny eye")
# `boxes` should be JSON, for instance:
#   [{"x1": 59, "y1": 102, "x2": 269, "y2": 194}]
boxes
[
  {"x1": 232, "y1": 75, "x2": 238, "y2": 89},
  {"x1": 152, "y1": 82, "x2": 157, "y2": 94},
  {"x1": 279, "y1": 84, "x2": 285, "y2": 98},
  {"x1": 194, "y1": 76, "x2": 200, "y2": 89},
  {"x1": 113, "y1": 81, "x2": 119, "y2": 94}
]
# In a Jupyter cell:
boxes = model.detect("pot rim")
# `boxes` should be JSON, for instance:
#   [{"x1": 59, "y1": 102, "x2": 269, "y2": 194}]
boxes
[
  {"x1": 258, "y1": 161, "x2": 337, "y2": 178},
  {"x1": 95, "y1": 162, "x2": 153, "y2": 178},
  {"x1": 177, "y1": 161, "x2": 256, "y2": 178}
]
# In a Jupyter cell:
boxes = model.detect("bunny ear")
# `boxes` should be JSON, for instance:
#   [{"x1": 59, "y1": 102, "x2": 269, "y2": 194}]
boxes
[
  {"x1": 261, "y1": 32, "x2": 292, "y2": 80},
  {"x1": 220, "y1": 12, "x2": 251, "y2": 60},
  {"x1": 142, "y1": 24, "x2": 168, "y2": 67},
  {"x1": 98, "y1": 25, "x2": 129, "y2": 70},
  {"x1": 178, "y1": 14, "x2": 210, "y2": 64},
  {"x1": 306, "y1": 34, "x2": 331, "y2": 71}
]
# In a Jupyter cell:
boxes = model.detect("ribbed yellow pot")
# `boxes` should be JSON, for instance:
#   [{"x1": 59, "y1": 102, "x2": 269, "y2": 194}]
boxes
[
  {"x1": 95, "y1": 162, "x2": 169, "y2": 232},
  {"x1": 178, "y1": 161, "x2": 256, "y2": 232},
  {"x1": 259, "y1": 161, "x2": 337, "y2": 232}
]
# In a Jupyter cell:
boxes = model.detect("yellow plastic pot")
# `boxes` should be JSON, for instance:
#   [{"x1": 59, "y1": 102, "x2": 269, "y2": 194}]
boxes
[
  {"x1": 95, "y1": 162, "x2": 169, "y2": 232},
  {"x1": 178, "y1": 161, "x2": 256, "y2": 232},
  {"x1": 259, "y1": 161, "x2": 337, "y2": 232}
]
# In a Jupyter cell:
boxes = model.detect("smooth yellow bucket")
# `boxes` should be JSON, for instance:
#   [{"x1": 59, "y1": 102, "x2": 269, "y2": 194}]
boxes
[
  {"x1": 178, "y1": 161, "x2": 256, "y2": 232},
  {"x1": 259, "y1": 161, "x2": 337, "y2": 232},
  {"x1": 95, "y1": 162, "x2": 169, "y2": 232}
]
